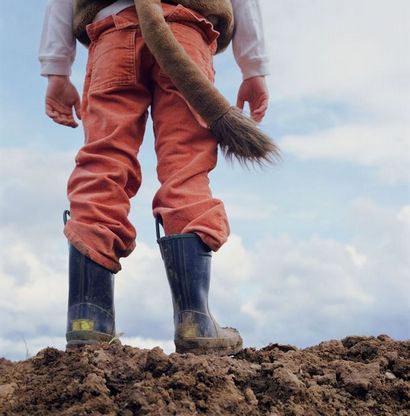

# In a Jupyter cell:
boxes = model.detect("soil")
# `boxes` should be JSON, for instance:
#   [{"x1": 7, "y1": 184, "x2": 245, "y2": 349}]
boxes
[{"x1": 0, "y1": 335, "x2": 409, "y2": 415}]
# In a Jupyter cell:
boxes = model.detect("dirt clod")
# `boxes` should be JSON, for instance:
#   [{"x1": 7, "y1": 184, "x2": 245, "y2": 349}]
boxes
[{"x1": 0, "y1": 335, "x2": 409, "y2": 415}]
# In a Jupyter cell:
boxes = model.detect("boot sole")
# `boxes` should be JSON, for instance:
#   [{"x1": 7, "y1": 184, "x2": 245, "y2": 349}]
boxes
[
  {"x1": 66, "y1": 330, "x2": 118, "y2": 348},
  {"x1": 175, "y1": 336, "x2": 243, "y2": 356}
]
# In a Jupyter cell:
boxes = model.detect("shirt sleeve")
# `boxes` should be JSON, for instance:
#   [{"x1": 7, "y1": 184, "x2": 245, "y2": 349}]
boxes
[
  {"x1": 230, "y1": 0, "x2": 270, "y2": 80},
  {"x1": 39, "y1": 0, "x2": 76, "y2": 77}
]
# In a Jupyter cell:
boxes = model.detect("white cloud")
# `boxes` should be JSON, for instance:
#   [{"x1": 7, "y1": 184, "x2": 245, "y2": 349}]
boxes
[
  {"x1": 0, "y1": 336, "x2": 66, "y2": 361},
  {"x1": 121, "y1": 337, "x2": 175, "y2": 354},
  {"x1": 213, "y1": 234, "x2": 253, "y2": 281},
  {"x1": 262, "y1": 0, "x2": 410, "y2": 107},
  {"x1": 259, "y1": 0, "x2": 410, "y2": 182},
  {"x1": 280, "y1": 123, "x2": 410, "y2": 182},
  {"x1": 397, "y1": 205, "x2": 410, "y2": 227},
  {"x1": 345, "y1": 245, "x2": 367, "y2": 269},
  {"x1": 221, "y1": 192, "x2": 278, "y2": 222},
  {"x1": 0, "y1": 148, "x2": 73, "y2": 232}
]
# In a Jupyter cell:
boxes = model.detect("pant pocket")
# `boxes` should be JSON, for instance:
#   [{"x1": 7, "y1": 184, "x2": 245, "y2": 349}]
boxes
[
  {"x1": 158, "y1": 21, "x2": 215, "y2": 82},
  {"x1": 89, "y1": 29, "x2": 137, "y2": 92}
]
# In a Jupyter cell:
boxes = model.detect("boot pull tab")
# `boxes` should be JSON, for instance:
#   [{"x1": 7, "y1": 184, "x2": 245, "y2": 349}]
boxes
[
  {"x1": 155, "y1": 216, "x2": 166, "y2": 260},
  {"x1": 63, "y1": 210, "x2": 71, "y2": 225},
  {"x1": 155, "y1": 216, "x2": 164, "y2": 242}
]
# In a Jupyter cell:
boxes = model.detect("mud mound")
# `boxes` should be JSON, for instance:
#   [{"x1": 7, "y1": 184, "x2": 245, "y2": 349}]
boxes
[{"x1": 0, "y1": 335, "x2": 409, "y2": 415}]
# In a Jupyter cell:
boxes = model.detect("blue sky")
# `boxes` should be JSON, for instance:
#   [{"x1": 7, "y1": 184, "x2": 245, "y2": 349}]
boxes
[{"x1": 0, "y1": 0, "x2": 409, "y2": 360}]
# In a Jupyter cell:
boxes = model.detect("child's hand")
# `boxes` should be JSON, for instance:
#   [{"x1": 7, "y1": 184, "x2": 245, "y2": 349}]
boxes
[
  {"x1": 236, "y1": 76, "x2": 269, "y2": 123},
  {"x1": 45, "y1": 75, "x2": 82, "y2": 128}
]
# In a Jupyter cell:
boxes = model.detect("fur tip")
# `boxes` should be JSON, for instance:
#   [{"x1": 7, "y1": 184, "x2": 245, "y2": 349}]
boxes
[{"x1": 210, "y1": 107, "x2": 280, "y2": 167}]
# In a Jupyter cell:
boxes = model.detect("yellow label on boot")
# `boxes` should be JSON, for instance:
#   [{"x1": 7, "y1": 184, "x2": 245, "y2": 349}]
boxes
[
  {"x1": 181, "y1": 325, "x2": 198, "y2": 338},
  {"x1": 72, "y1": 319, "x2": 94, "y2": 331}
]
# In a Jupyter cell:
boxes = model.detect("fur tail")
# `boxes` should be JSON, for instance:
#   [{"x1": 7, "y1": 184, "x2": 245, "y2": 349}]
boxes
[
  {"x1": 211, "y1": 107, "x2": 280, "y2": 166},
  {"x1": 134, "y1": 0, "x2": 280, "y2": 166}
]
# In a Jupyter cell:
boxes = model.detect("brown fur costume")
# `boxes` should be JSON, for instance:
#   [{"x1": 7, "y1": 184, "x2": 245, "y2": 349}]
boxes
[
  {"x1": 73, "y1": 0, "x2": 280, "y2": 165},
  {"x1": 73, "y1": 0, "x2": 234, "y2": 52}
]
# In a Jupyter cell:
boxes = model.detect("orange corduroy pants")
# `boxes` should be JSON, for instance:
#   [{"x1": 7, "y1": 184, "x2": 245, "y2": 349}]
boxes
[{"x1": 64, "y1": 5, "x2": 230, "y2": 272}]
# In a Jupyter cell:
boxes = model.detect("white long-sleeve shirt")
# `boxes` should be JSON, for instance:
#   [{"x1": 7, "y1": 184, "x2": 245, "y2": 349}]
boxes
[{"x1": 39, "y1": 0, "x2": 270, "y2": 80}]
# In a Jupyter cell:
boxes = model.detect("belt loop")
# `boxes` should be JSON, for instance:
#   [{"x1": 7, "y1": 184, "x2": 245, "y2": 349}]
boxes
[
  {"x1": 86, "y1": 15, "x2": 116, "y2": 41},
  {"x1": 113, "y1": 7, "x2": 140, "y2": 30},
  {"x1": 113, "y1": 13, "x2": 128, "y2": 29}
]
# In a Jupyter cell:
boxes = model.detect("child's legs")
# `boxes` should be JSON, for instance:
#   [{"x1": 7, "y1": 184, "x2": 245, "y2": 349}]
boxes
[
  {"x1": 65, "y1": 14, "x2": 153, "y2": 272},
  {"x1": 151, "y1": 22, "x2": 230, "y2": 251}
]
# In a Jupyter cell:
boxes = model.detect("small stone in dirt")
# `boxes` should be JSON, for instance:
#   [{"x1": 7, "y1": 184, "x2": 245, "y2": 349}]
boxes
[{"x1": 385, "y1": 371, "x2": 396, "y2": 380}]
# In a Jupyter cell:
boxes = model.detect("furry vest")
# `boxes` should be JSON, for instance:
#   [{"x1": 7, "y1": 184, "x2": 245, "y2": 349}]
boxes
[{"x1": 73, "y1": 0, "x2": 234, "y2": 53}]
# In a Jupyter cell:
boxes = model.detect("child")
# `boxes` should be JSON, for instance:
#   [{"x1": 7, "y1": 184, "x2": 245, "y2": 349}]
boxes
[{"x1": 40, "y1": 0, "x2": 269, "y2": 355}]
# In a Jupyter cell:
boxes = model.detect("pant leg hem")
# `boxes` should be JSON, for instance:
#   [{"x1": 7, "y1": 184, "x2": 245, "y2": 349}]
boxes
[
  {"x1": 64, "y1": 227, "x2": 123, "y2": 273},
  {"x1": 186, "y1": 229, "x2": 226, "y2": 252}
]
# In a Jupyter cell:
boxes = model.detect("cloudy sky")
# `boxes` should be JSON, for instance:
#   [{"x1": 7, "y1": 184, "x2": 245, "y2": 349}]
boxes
[{"x1": 0, "y1": 0, "x2": 409, "y2": 361}]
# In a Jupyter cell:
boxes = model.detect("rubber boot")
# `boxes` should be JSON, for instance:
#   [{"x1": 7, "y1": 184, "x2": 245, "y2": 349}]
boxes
[
  {"x1": 156, "y1": 220, "x2": 243, "y2": 355},
  {"x1": 66, "y1": 244, "x2": 116, "y2": 347}
]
